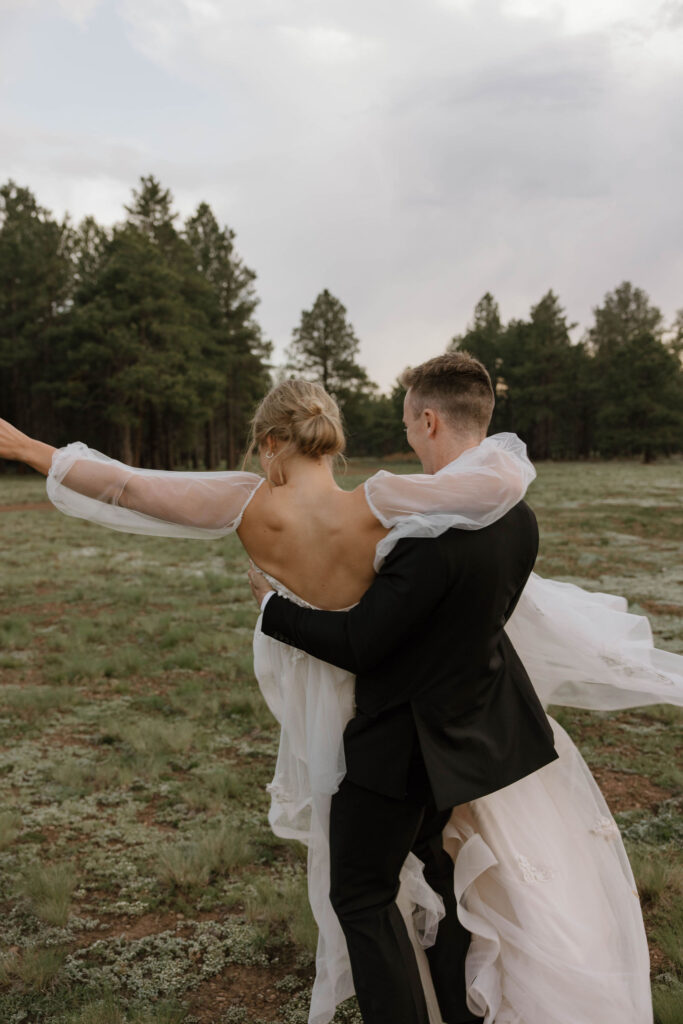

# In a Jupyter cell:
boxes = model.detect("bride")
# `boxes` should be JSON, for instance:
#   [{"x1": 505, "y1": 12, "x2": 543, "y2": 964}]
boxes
[{"x1": 0, "y1": 373, "x2": 681, "y2": 1024}]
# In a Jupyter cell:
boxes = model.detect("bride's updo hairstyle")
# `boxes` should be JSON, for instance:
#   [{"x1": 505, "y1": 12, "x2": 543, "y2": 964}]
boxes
[{"x1": 246, "y1": 379, "x2": 346, "y2": 479}]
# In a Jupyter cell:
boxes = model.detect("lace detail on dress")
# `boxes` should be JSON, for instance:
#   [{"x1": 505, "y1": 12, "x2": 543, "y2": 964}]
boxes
[
  {"x1": 599, "y1": 654, "x2": 676, "y2": 686},
  {"x1": 515, "y1": 852, "x2": 555, "y2": 883},
  {"x1": 258, "y1": 567, "x2": 316, "y2": 609},
  {"x1": 590, "y1": 815, "x2": 621, "y2": 840}
]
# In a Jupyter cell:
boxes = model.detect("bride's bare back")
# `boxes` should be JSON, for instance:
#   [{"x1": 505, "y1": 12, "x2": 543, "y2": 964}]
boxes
[{"x1": 238, "y1": 477, "x2": 388, "y2": 610}]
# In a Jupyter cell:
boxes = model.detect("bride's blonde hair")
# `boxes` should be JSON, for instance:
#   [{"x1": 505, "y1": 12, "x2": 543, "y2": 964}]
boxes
[{"x1": 245, "y1": 379, "x2": 346, "y2": 479}]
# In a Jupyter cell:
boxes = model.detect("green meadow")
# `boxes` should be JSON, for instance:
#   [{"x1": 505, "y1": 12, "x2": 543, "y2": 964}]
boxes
[{"x1": 0, "y1": 459, "x2": 681, "y2": 1024}]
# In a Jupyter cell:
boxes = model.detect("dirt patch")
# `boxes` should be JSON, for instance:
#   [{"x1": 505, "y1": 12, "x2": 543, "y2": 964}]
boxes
[
  {"x1": 640, "y1": 600, "x2": 683, "y2": 617},
  {"x1": 591, "y1": 767, "x2": 672, "y2": 813},
  {"x1": 0, "y1": 668, "x2": 45, "y2": 690},
  {"x1": 187, "y1": 967, "x2": 283, "y2": 1022},
  {"x1": 0, "y1": 501, "x2": 53, "y2": 512},
  {"x1": 648, "y1": 939, "x2": 679, "y2": 979},
  {"x1": 9, "y1": 601, "x2": 70, "y2": 618},
  {"x1": 39, "y1": 730, "x2": 92, "y2": 750},
  {"x1": 135, "y1": 797, "x2": 178, "y2": 832},
  {"x1": 185, "y1": 956, "x2": 311, "y2": 1023}
]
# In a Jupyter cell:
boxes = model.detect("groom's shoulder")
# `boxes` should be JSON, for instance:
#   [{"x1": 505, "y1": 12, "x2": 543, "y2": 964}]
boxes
[
  {"x1": 384, "y1": 501, "x2": 538, "y2": 564},
  {"x1": 509, "y1": 498, "x2": 538, "y2": 529},
  {"x1": 381, "y1": 534, "x2": 449, "y2": 583},
  {"x1": 441, "y1": 499, "x2": 538, "y2": 553},
  {"x1": 512, "y1": 499, "x2": 539, "y2": 539}
]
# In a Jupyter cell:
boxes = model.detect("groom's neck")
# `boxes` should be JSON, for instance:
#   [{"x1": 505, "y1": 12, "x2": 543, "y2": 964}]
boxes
[{"x1": 426, "y1": 434, "x2": 482, "y2": 474}]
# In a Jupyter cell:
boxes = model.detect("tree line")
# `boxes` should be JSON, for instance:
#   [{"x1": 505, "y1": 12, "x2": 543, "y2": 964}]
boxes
[
  {"x1": 1, "y1": 175, "x2": 682, "y2": 467},
  {"x1": 0, "y1": 177, "x2": 270, "y2": 470},
  {"x1": 450, "y1": 288, "x2": 683, "y2": 462}
]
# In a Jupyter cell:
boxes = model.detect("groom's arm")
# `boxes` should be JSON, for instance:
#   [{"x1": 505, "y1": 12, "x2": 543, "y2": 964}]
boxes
[{"x1": 261, "y1": 538, "x2": 450, "y2": 674}]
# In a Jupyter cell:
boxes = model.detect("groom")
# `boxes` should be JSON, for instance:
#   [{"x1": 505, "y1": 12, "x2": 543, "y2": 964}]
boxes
[{"x1": 250, "y1": 353, "x2": 558, "y2": 1024}]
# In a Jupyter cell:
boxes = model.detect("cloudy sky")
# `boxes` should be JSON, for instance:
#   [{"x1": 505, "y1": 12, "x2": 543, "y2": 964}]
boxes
[{"x1": 2, "y1": 0, "x2": 682, "y2": 388}]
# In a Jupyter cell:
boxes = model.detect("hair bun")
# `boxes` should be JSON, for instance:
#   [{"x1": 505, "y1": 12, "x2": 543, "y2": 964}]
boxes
[
  {"x1": 248, "y1": 379, "x2": 346, "y2": 474},
  {"x1": 303, "y1": 403, "x2": 323, "y2": 420}
]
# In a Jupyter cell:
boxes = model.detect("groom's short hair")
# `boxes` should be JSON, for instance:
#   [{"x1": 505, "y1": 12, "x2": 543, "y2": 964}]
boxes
[{"x1": 401, "y1": 352, "x2": 494, "y2": 435}]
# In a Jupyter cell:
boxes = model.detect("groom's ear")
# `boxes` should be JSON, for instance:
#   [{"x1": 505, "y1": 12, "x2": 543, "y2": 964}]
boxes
[{"x1": 422, "y1": 407, "x2": 438, "y2": 438}]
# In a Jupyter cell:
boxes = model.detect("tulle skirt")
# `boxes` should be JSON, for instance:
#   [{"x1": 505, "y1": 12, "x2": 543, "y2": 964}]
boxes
[{"x1": 440, "y1": 718, "x2": 652, "y2": 1023}]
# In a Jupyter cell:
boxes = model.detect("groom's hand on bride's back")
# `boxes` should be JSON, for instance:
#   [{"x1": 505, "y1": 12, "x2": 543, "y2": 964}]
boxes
[{"x1": 259, "y1": 538, "x2": 451, "y2": 675}]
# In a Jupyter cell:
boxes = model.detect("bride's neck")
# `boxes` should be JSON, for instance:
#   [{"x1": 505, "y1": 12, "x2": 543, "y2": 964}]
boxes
[{"x1": 272, "y1": 453, "x2": 338, "y2": 491}]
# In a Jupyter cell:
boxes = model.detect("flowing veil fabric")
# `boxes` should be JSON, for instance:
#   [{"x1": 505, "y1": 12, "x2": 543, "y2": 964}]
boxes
[
  {"x1": 508, "y1": 574, "x2": 683, "y2": 711},
  {"x1": 444, "y1": 718, "x2": 653, "y2": 1024},
  {"x1": 43, "y1": 434, "x2": 682, "y2": 1024}
]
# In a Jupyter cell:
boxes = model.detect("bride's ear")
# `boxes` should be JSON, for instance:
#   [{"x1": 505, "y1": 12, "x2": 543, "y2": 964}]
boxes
[{"x1": 261, "y1": 435, "x2": 276, "y2": 459}]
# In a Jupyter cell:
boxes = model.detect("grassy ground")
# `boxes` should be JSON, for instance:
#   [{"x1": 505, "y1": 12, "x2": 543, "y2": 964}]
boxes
[{"x1": 0, "y1": 458, "x2": 681, "y2": 1023}]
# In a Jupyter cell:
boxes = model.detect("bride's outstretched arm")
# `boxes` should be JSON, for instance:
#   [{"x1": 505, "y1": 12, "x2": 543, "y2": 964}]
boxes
[{"x1": 0, "y1": 418, "x2": 263, "y2": 538}]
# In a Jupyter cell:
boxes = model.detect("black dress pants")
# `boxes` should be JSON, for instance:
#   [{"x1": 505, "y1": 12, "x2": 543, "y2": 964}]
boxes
[{"x1": 329, "y1": 749, "x2": 483, "y2": 1024}]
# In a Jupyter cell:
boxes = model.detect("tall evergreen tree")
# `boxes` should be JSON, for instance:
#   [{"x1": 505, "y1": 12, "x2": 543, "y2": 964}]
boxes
[
  {"x1": 124, "y1": 175, "x2": 179, "y2": 251},
  {"x1": 57, "y1": 223, "x2": 219, "y2": 465},
  {"x1": 588, "y1": 281, "x2": 664, "y2": 354},
  {"x1": 589, "y1": 285, "x2": 683, "y2": 460},
  {"x1": 52, "y1": 179, "x2": 270, "y2": 468},
  {"x1": 503, "y1": 291, "x2": 584, "y2": 459},
  {"x1": 449, "y1": 292, "x2": 504, "y2": 397},
  {"x1": 286, "y1": 289, "x2": 370, "y2": 406},
  {"x1": 451, "y1": 291, "x2": 590, "y2": 457},
  {"x1": 0, "y1": 182, "x2": 72, "y2": 449},
  {"x1": 71, "y1": 216, "x2": 110, "y2": 292},
  {"x1": 594, "y1": 331, "x2": 683, "y2": 461},
  {"x1": 668, "y1": 308, "x2": 683, "y2": 357},
  {"x1": 184, "y1": 202, "x2": 270, "y2": 467}
]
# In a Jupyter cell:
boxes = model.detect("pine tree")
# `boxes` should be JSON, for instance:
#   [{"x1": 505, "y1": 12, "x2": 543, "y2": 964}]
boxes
[
  {"x1": 57, "y1": 223, "x2": 217, "y2": 465},
  {"x1": 0, "y1": 181, "x2": 72, "y2": 453},
  {"x1": 124, "y1": 175, "x2": 179, "y2": 251},
  {"x1": 184, "y1": 202, "x2": 271, "y2": 467},
  {"x1": 450, "y1": 292, "x2": 504, "y2": 396},
  {"x1": 588, "y1": 281, "x2": 664, "y2": 354},
  {"x1": 589, "y1": 285, "x2": 683, "y2": 460},
  {"x1": 55, "y1": 179, "x2": 270, "y2": 468},
  {"x1": 511, "y1": 291, "x2": 582, "y2": 459},
  {"x1": 451, "y1": 291, "x2": 590, "y2": 457},
  {"x1": 286, "y1": 289, "x2": 370, "y2": 406}
]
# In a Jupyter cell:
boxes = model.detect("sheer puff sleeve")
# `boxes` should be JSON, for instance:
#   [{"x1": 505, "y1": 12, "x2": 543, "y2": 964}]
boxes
[
  {"x1": 366, "y1": 433, "x2": 535, "y2": 570},
  {"x1": 46, "y1": 442, "x2": 264, "y2": 539}
]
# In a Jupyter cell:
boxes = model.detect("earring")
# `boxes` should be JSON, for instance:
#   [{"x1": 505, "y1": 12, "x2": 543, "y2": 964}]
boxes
[{"x1": 265, "y1": 451, "x2": 274, "y2": 460}]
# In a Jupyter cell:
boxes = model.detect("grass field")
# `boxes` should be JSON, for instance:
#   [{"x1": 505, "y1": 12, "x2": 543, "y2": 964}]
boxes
[{"x1": 0, "y1": 458, "x2": 681, "y2": 1024}]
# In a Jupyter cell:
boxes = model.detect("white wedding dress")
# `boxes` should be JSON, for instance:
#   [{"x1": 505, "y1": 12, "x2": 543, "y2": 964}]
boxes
[{"x1": 45, "y1": 436, "x2": 683, "y2": 1024}]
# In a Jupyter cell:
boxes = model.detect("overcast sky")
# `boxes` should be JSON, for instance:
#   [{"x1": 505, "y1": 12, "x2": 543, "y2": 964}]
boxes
[{"x1": 2, "y1": 0, "x2": 682, "y2": 389}]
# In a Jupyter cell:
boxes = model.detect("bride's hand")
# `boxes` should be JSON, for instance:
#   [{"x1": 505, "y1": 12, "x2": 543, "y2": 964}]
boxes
[
  {"x1": 0, "y1": 419, "x2": 56, "y2": 474},
  {"x1": 0, "y1": 418, "x2": 30, "y2": 462}
]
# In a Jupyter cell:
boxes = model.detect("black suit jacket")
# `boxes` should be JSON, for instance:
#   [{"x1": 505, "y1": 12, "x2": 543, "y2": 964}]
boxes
[{"x1": 262, "y1": 501, "x2": 558, "y2": 810}]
